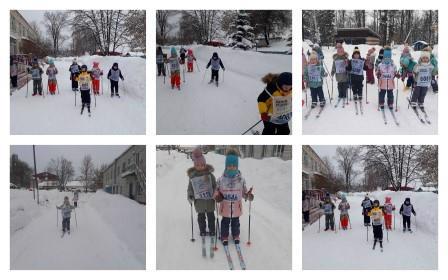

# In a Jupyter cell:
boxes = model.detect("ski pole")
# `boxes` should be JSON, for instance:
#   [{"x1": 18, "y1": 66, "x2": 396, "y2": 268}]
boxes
[
  {"x1": 56, "y1": 79, "x2": 60, "y2": 95},
  {"x1": 393, "y1": 210, "x2": 396, "y2": 230},
  {"x1": 214, "y1": 202, "x2": 220, "y2": 251},
  {"x1": 366, "y1": 225, "x2": 369, "y2": 242},
  {"x1": 317, "y1": 212, "x2": 321, "y2": 233},
  {"x1": 387, "y1": 227, "x2": 389, "y2": 242},
  {"x1": 348, "y1": 214, "x2": 352, "y2": 229},
  {"x1": 46, "y1": 81, "x2": 49, "y2": 96},
  {"x1": 182, "y1": 65, "x2": 186, "y2": 83},
  {"x1": 195, "y1": 60, "x2": 201, "y2": 72},
  {"x1": 241, "y1": 120, "x2": 262, "y2": 135},
  {"x1": 56, "y1": 207, "x2": 58, "y2": 228},
  {"x1": 201, "y1": 68, "x2": 208, "y2": 83},
  {"x1": 163, "y1": 64, "x2": 166, "y2": 84},
  {"x1": 408, "y1": 86, "x2": 415, "y2": 109},
  {"x1": 92, "y1": 85, "x2": 96, "y2": 107},
  {"x1": 101, "y1": 76, "x2": 104, "y2": 95},
  {"x1": 189, "y1": 202, "x2": 195, "y2": 242},
  {"x1": 395, "y1": 77, "x2": 399, "y2": 112},
  {"x1": 247, "y1": 200, "x2": 252, "y2": 246},
  {"x1": 324, "y1": 76, "x2": 332, "y2": 104},
  {"x1": 365, "y1": 79, "x2": 369, "y2": 104},
  {"x1": 414, "y1": 215, "x2": 417, "y2": 233},
  {"x1": 74, "y1": 91, "x2": 77, "y2": 107},
  {"x1": 26, "y1": 75, "x2": 29, "y2": 98},
  {"x1": 305, "y1": 88, "x2": 308, "y2": 107},
  {"x1": 222, "y1": 70, "x2": 225, "y2": 83},
  {"x1": 74, "y1": 208, "x2": 78, "y2": 228}
]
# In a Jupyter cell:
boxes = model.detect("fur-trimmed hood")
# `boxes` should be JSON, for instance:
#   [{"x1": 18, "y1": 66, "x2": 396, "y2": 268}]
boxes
[
  {"x1": 187, "y1": 164, "x2": 215, "y2": 177},
  {"x1": 333, "y1": 52, "x2": 348, "y2": 60}
]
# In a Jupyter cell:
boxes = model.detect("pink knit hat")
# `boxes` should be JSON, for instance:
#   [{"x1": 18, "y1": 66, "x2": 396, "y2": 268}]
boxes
[{"x1": 191, "y1": 148, "x2": 206, "y2": 167}]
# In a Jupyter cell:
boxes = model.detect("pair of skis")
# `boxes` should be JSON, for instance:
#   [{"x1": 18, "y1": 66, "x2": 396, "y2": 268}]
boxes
[
  {"x1": 223, "y1": 242, "x2": 246, "y2": 270},
  {"x1": 381, "y1": 108, "x2": 400, "y2": 126},
  {"x1": 304, "y1": 105, "x2": 325, "y2": 120},
  {"x1": 407, "y1": 98, "x2": 431, "y2": 124},
  {"x1": 354, "y1": 101, "x2": 363, "y2": 115},
  {"x1": 201, "y1": 236, "x2": 215, "y2": 258}
]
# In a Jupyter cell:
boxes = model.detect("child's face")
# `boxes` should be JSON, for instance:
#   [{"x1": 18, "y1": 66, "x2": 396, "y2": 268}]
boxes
[
  {"x1": 226, "y1": 165, "x2": 237, "y2": 171},
  {"x1": 195, "y1": 163, "x2": 206, "y2": 171},
  {"x1": 421, "y1": 57, "x2": 430, "y2": 63},
  {"x1": 281, "y1": 85, "x2": 292, "y2": 93},
  {"x1": 309, "y1": 57, "x2": 318, "y2": 65},
  {"x1": 354, "y1": 53, "x2": 360, "y2": 59}
]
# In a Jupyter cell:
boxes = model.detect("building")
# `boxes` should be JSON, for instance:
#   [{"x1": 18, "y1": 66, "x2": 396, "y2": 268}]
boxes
[
  {"x1": 302, "y1": 145, "x2": 329, "y2": 191},
  {"x1": 215, "y1": 145, "x2": 292, "y2": 161},
  {"x1": 10, "y1": 10, "x2": 39, "y2": 55},
  {"x1": 335, "y1": 28, "x2": 381, "y2": 45},
  {"x1": 103, "y1": 146, "x2": 146, "y2": 204},
  {"x1": 32, "y1": 172, "x2": 59, "y2": 190}
]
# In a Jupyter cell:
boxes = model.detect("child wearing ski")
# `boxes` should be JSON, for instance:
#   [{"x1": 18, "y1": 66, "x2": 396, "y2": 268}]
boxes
[
  {"x1": 399, "y1": 197, "x2": 416, "y2": 232},
  {"x1": 399, "y1": 46, "x2": 416, "y2": 89},
  {"x1": 376, "y1": 46, "x2": 400, "y2": 110},
  {"x1": 28, "y1": 60, "x2": 43, "y2": 96},
  {"x1": 90, "y1": 62, "x2": 103, "y2": 95},
  {"x1": 346, "y1": 47, "x2": 367, "y2": 104},
  {"x1": 78, "y1": 65, "x2": 92, "y2": 116},
  {"x1": 424, "y1": 46, "x2": 438, "y2": 93},
  {"x1": 10, "y1": 56, "x2": 18, "y2": 90},
  {"x1": 187, "y1": 148, "x2": 217, "y2": 237},
  {"x1": 186, "y1": 49, "x2": 197, "y2": 72},
  {"x1": 257, "y1": 72, "x2": 292, "y2": 135},
  {"x1": 320, "y1": 194, "x2": 335, "y2": 231},
  {"x1": 365, "y1": 47, "x2": 376, "y2": 84},
  {"x1": 331, "y1": 43, "x2": 349, "y2": 105},
  {"x1": 374, "y1": 48, "x2": 384, "y2": 72},
  {"x1": 69, "y1": 58, "x2": 81, "y2": 91},
  {"x1": 213, "y1": 149, "x2": 254, "y2": 246},
  {"x1": 179, "y1": 46, "x2": 187, "y2": 64},
  {"x1": 410, "y1": 51, "x2": 435, "y2": 110},
  {"x1": 361, "y1": 194, "x2": 373, "y2": 226},
  {"x1": 156, "y1": 46, "x2": 166, "y2": 77},
  {"x1": 107, "y1": 62, "x2": 124, "y2": 97},
  {"x1": 168, "y1": 47, "x2": 181, "y2": 90},
  {"x1": 56, "y1": 196, "x2": 75, "y2": 235},
  {"x1": 206, "y1": 52, "x2": 225, "y2": 86},
  {"x1": 302, "y1": 191, "x2": 311, "y2": 226},
  {"x1": 383, "y1": 197, "x2": 395, "y2": 230},
  {"x1": 338, "y1": 196, "x2": 350, "y2": 230},
  {"x1": 46, "y1": 58, "x2": 58, "y2": 95},
  {"x1": 368, "y1": 200, "x2": 384, "y2": 251},
  {"x1": 304, "y1": 52, "x2": 327, "y2": 108}
]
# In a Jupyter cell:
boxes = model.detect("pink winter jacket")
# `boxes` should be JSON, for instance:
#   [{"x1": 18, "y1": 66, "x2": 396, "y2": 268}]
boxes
[
  {"x1": 376, "y1": 62, "x2": 398, "y2": 90},
  {"x1": 214, "y1": 172, "x2": 248, "y2": 218}
]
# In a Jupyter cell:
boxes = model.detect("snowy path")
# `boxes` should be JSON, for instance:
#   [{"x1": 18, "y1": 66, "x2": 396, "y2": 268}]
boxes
[
  {"x1": 156, "y1": 151, "x2": 292, "y2": 269},
  {"x1": 10, "y1": 56, "x2": 145, "y2": 134},
  {"x1": 11, "y1": 191, "x2": 144, "y2": 270},
  {"x1": 302, "y1": 191, "x2": 437, "y2": 270},
  {"x1": 157, "y1": 45, "x2": 291, "y2": 135}
]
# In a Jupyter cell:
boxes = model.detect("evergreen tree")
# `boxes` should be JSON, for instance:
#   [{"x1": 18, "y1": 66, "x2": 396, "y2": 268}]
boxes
[{"x1": 229, "y1": 11, "x2": 254, "y2": 50}]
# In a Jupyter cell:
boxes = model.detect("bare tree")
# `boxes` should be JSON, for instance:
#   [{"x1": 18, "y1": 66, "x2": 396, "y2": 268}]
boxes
[
  {"x1": 93, "y1": 163, "x2": 109, "y2": 190},
  {"x1": 156, "y1": 10, "x2": 174, "y2": 45},
  {"x1": 80, "y1": 155, "x2": 95, "y2": 192},
  {"x1": 417, "y1": 145, "x2": 438, "y2": 187},
  {"x1": 47, "y1": 156, "x2": 75, "y2": 191},
  {"x1": 335, "y1": 146, "x2": 362, "y2": 193},
  {"x1": 43, "y1": 11, "x2": 69, "y2": 56}
]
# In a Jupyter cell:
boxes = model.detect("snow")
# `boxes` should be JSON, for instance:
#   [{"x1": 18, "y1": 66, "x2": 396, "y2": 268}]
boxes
[
  {"x1": 302, "y1": 43, "x2": 438, "y2": 135},
  {"x1": 303, "y1": 191, "x2": 438, "y2": 269},
  {"x1": 156, "y1": 150, "x2": 292, "y2": 269},
  {"x1": 157, "y1": 45, "x2": 291, "y2": 135},
  {"x1": 10, "y1": 189, "x2": 145, "y2": 269},
  {"x1": 10, "y1": 55, "x2": 146, "y2": 135}
]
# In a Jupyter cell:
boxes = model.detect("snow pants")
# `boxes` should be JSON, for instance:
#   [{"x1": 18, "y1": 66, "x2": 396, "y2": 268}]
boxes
[
  {"x1": 48, "y1": 80, "x2": 57, "y2": 94},
  {"x1": 325, "y1": 213, "x2": 335, "y2": 230},
  {"x1": 211, "y1": 69, "x2": 219, "y2": 82},
  {"x1": 310, "y1": 87, "x2": 325, "y2": 107},
  {"x1": 337, "y1": 82, "x2": 348, "y2": 99},
  {"x1": 198, "y1": 211, "x2": 216, "y2": 236},
  {"x1": 373, "y1": 224, "x2": 383, "y2": 241},
  {"x1": 171, "y1": 72, "x2": 181, "y2": 88},
  {"x1": 405, "y1": 74, "x2": 414, "y2": 88},
  {"x1": 379, "y1": 89, "x2": 394, "y2": 109},
  {"x1": 340, "y1": 214, "x2": 349, "y2": 229},
  {"x1": 187, "y1": 61, "x2": 194, "y2": 72},
  {"x1": 33, "y1": 79, "x2": 43, "y2": 95},
  {"x1": 262, "y1": 121, "x2": 290, "y2": 135},
  {"x1": 221, "y1": 217, "x2": 240, "y2": 241},
  {"x1": 410, "y1": 86, "x2": 428, "y2": 108},
  {"x1": 384, "y1": 213, "x2": 393, "y2": 230},
  {"x1": 62, "y1": 217, "x2": 71, "y2": 232},
  {"x1": 403, "y1": 215, "x2": 411, "y2": 230},
  {"x1": 81, "y1": 89, "x2": 91, "y2": 113},
  {"x1": 110, "y1": 80, "x2": 119, "y2": 94},
  {"x1": 74, "y1": 201, "x2": 78, "y2": 208},
  {"x1": 363, "y1": 212, "x2": 371, "y2": 225},
  {"x1": 351, "y1": 80, "x2": 363, "y2": 100},
  {"x1": 71, "y1": 74, "x2": 79, "y2": 90},
  {"x1": 157, "y1": 63, "x2": 166, "y2": 76},
  {"x1": 92, "y1": 79, "x2": 100, "y2": 94},
  {"x1": 11, "y1": 75, "x2": 18, "y2": 88},
  {"x1": 366, "y1": 68, "x2": 375, "y2": 84},
  {"x1": 431, "y1": 76, "x2": 438, "y2": 92},
  {"x1": 303, "y1": 210, "x2": 310, "y2": 224}
]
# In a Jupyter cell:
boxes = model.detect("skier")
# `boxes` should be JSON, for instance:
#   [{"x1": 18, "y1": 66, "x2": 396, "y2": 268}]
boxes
[
  {"x1": 302, "y1": 48, "x2": 308, "y2": 91},
  {"x1": 206, "y1": 52, "x2": 225, "y2": 86},
  {"x1": 312, "y1": 43, "x2": 324, "y2": 61},
  {"x1": 90, "y1": 62, "x2": 103, "y2": 95},
  {"x1": 78, "y1": 65, "x2": 92, "y2": 116},
  {"x1": 368, "y1": 200, "x2": 384, "y2": 251},
  {"x1": 186, "y1": 49, "x2": 197, "y2": 72},
  {"x1": 179, "y1": 46, "x2": 187, "y2": 64},
  {"x1": 399, "y1": 46, "x2": 416, "y2": 90},
  {"x1": 304, "y1": 52, "x2": 327, "y2": 108},
  {"x1": 56, "y1": 196, "x2": 75, "y2": 235},
  {"x1": 302, "y1": 191, "x2": 311, "y2": 226},
  {"x1": 187, "y1": 148, "x2": 217, "y2": 237},
  {"x1": 28, "y1": 60, "x2": 44, "y2": 96},
  {"x1": 46, "y1": 58, "x2": 58, "y2": 95},
  {"x1": 399, "y1": 197, "x2": 416, "y2": 232},
  {"x1": 73, "y1": 190, "x2": 79, "y2": 208},
  {"x1": 410, "y1": 50, "x2": 435, "y2": 110},
  {"x1": 365, "y1": 47, "x2": 376, "y2": 84},
  {"x1": 320, "y1": 194, "x2": 335, "y2": 231},
  {"x1": 376, "y1": 46, "x2": 400, "y2": 110},
  {"x1": 107, "y1": 62, "x2": 124, "y2": 97},
  {"x1": 10, "y1": 56, "x2": 18, "y2": 91},
  {"x1": 156, "y1": 46, "x2": 166, "y2": 77},
  {"x1": 382, "y1": 196, "x2": 395, "y2": 230},
  {"x1": 257, "y1": 72, "x2": 292, "y2": 135},
  {"x1": 346, "y1": 47, "x2": 367, "y2": 104},
  {"x1": 338, "y1": 195, "x2": 350, "y2": 230},
  {"x1": 213, "y1": 149, "x2": 254, "y2": 246},
  {"x1": 424, "y1": 46, "x2": 438, "y2": 93},
  {"x1": 331, "y1": 42, "x2": 349, "y2": 106},
  {"x1": 374, "y1": 48, "x2": 384, "y2": 71},
  {"x1": 168, "y1": 47, "x2": 181, "y2": 90},
  {"x1": 69, "y1": 58, "x2": 81, "y2": 92},
  {"x1": 361, "y1": 194, "x2": 373, "y2": 226}
]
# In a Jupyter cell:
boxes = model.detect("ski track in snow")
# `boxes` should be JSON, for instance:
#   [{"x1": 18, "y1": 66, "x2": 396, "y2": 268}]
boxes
[
  {"x1": 156, "y1": 151, "x2": 292, "y2": 269},
  {"x1": 302, "y1": 44, "x2": 438, "y2": 135},
  {"x1": 10, "y1": 56, "x2": 146, "y2": 135},
  {"x1": 157, "y1": 45, "x2": 292, "y2": 135},
  {"x1": 303, "y1": 191, "x2": 438, "y2": 270}
]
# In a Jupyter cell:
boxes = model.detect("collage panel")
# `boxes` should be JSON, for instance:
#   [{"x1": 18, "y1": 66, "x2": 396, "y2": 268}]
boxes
[
  {"x1": 156, "y1": 145, "x2": 292, "y2": 269},
  {"x1": 302, "y1": 145, "x2": 438, "y2": 270},
  {"x1": 156, "y1": 10, "x2": 292, "y2": 135},
  {"x1": 10, "y1": 145, "x2": 146, "y2": 270}
]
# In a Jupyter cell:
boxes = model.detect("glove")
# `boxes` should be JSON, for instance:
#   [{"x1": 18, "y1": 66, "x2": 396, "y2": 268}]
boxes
[
  {"x1": 261, "y1": 113, "x2": 270, "y2": 122},
  {"x1": 247, "y1": 193, "x2": 254, "y2": 201},
  {"x1": 214, "y1": 191, "x2": 224, "y2": 203}
]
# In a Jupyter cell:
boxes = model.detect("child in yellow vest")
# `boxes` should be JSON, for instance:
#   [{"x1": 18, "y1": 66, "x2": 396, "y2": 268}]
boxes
[
  {"x1": 368, "y1": 200, "x2": 384, "y2": 251},
  {"x1": 77, "y1": 65, "x2": 92, "y2": 116}
]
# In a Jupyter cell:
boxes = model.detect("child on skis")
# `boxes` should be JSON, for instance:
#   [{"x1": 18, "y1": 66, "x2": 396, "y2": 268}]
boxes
[
  {"x1": 331, "y1": 42, "x2": 349, "y2": 105},
  {"x1": 156, "y1": 46, "x2": 166, "y2": 77},
  {"x1": 374, "y1": 48, "x2": 384, "y2": 71},
  {"x1": 187, "y1": 148, "x2": 217, "y2": 237},
  {"x1": 257, "y1": 72, "x2": 292, "y2": 135},
  {"x1": 338, "y1": 196, "x2": 350, "y2": 230},
  {"x1": 46, "y1": 58, "x2": 58, "y2": 95},
  {"x1": 383, "y1": 197, "x2": 395, "y2": 230},
  {"x1": 90, "y1": 62, "x2": 103, "y2": 95},
  {"x1": 213, "y1": 149, "x2": 254, "y2": 246},
  {"x1": 28, "y1": 60, "x2": 44, "y2": 96},
  {"x1": 424, "y1": 46, "x2": 438, "y2": 93},
  {"x1": 69, "y1": 58, "x2": 81, "y2": 91},
  {"x1": 304, "y1": 52, "x2": 327, "y2": 108},
  {"x1": 73, "y1": 190, "x2": 79, "y2": 208},
  {"x1": 399, "y1": 197, "x2": 416, "y2": 232},
  {"x1": 57, "y1": 196, "x2": 75, "y2": 235},
  {"x1": 320, "y1": 194, "x2": 336, "y2": 231},
  {"x1": 365, "y1": 47, "x2": 376, "y2": 84},
  {"x1": 410, "y1": 50, "x2": 435, "y2": 111},
  {"x1": 186, "y1": 49, "x2": 197, "y2": 72},
  {"x1": 368, "y1": 200, "x2": 384, "y2": 251},
  {"x1": 10, "y1": 56, "x2": 18, "y2": 90},
  {"x1": 361, "y1": 194, "x2": 373, "y2": 226},
  {"x1": 206, "y1": 52, "x2": 225, "y2": 86},
  {"x1": 346, "y1": 47, "x2": 367, "y2": 105},
  {"x1": 78, "y1": 65, "x2": 92, "y2": 116},
  {"x1": 399, "y1": 46, "x2": 416, "y2": 89},
  {"x1": 302, "y1": 191, "x2": 311, "y2": 226},
  {"x1": 376, "y1": 46, "x2": 400, "y2": 110},
  {"x1": 179, "y1": 46, "x2": 187, "y2": 64},
  {"x1": 107, "y1": 62, "x2": 124, "y2": 97},
  {"x1": 168, "y1": 47, "x2": 181, "y2": 90}
]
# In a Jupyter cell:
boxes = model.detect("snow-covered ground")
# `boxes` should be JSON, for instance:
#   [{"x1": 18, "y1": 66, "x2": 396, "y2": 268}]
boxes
[
  {"x1": 10, "y1": 55, "x2": 146, "y2": 135},
  {"x1": 302, "y1": 43, "x2": 438, "y2": 135},
  {"x1": 156, "y1": 150, "x2": 292, "y2": 269},
  {"x1": 302, "y1": 191, "x2": 438, "y2": 270},
  {"x1": 10, "y1": 189, "x2": 145, "y2": 269},
  {"x1": 157, "y1": 45, "x2": 291, "y2": 135}
]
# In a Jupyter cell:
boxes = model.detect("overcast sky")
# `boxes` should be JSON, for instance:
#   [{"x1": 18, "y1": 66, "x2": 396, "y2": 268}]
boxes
[{"x1": 11, "y1": 145, "x2": 130, "y2": 176}]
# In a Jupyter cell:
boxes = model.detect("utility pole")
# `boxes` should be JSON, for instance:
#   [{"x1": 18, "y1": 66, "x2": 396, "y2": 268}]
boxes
[{"x1": 33, "y1": 145, "x2": 39, "y2": 205}]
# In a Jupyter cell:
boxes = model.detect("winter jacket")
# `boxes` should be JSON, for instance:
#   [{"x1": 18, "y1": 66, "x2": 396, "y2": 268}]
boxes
[
  {"x1": 257, "y1": 82, "x2": 292, "y2": 125},
  {"x1": 28, "y1": 66, "x2": 43, "y2": 80},
  {"x1": 46, "y1": 66, "x2": 58, "y2": 81},
  {"x1": 338, "y1": 201, "x2": 350, "y2": 215},
  {"x1": 376, "y1": 62, "x2": 398, "y2": 90},
  {"x1": 187, "y1": 164, "x2": 217, "y2": 213},
  {"x1": 399, "y1": 203, "x2": 416, "y2": 217},
  {"x1": 156, "y1": 49, "x2": 165, "y2": 64},
  {"x1": 368, "y1": 207, "x2": 383, "y2": 226},
  {"x1": 57, "y1": 203, "x2": 75, "y2": 218},
  {"x1": 331, "y1": 52, "x2": 349, "y2": 83},
  {"x1": 187, "y1": 54, "x2": 196, "y2": 63},
  {"x1": 413, "y1": 63, "x2": 436, "y2": 88},
  {"x1": 107, "y1": 68, "x2": 124, "y2": 82},
  {"x1": 361, "y1": 198, "x2": 373, "y2": 214},
  {"x1": 304, "y1": 64, "x2": 326, "y2": 88},
  {"x1": 383, "y1": 202, "x2": 395, "y2": 215},
  {"x1": 168, "y1": 56, "x2": 181, "y2": 73},
  {"x1": 346, "y1": 58, "x2": 367, "y2": 83},
  {"x1": 365, "y1": 53, "x2": 375, "y2": 70},
  {"x1": 10, "y1": 63, "x2": 18, "y2": 77},
  {"x1": 77, "y1": 72, "x2": 92, "y2": 91},
  {"x1": 321, "y1": 201, "x2": 335, "y2": 215},
  {"x1": 430, "y1": 54, "x2": 438, "y2": 75},
  {"x1": 214, "y1": 171, "x2": 248, "y2": 218},
  {"x1": 206, "y1": 57, "x2": 225, "y2": 71},
  {"x1": 73, "y1": 192, "x2": 79, "y2": 202},
  {"x1": 90, "y1": 67, "x2": 103, "y2": 80},
  {"x1": 69, "y1": 63, "x2": 81, "y2": 74}
]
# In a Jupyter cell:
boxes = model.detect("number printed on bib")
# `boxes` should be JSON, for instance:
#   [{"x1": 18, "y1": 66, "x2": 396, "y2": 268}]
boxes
[
  {"x1": 335, "y1": 60, "x2": 347, "y2": 74},
  {"x1": 416, "y1": 66, "x2": 432, "y2": 87},
  {"x1": 351, "y1": 59, "x2": 365, "y2": 76},
  {"x1": 308, "y1": 65, "x2": 322, "y2": 82},
  {"x1": 190, "y1": 175, "x2": 213, "y2": 199}
]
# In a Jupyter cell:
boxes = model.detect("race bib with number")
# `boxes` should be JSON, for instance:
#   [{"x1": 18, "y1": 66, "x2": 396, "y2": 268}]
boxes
[
  {"x1": 335, "y1": 60, "x2": 347, "y2": 74},
  {"x1": 219, "y1": 176, "x2": 244, "y2": 202},
  {"x1": 79, "y1": 76, "x2": 90, "y2": 90},
  {"x1": 190, "y1": 175, "x2": 213, "y2": 199},
  {"x1": 350, "y1": 59, "x2": 365, "y2": 76},
  {"x1": 307, "y1": 65, "x2": 322, "y2": 83},
  {"x1": 416, "y1": 66, "x2": 432, "y2": 87}
]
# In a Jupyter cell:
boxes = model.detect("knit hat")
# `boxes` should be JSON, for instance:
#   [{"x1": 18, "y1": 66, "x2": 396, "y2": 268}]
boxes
[
  {"x1": 373, "y1": 199, "x2": 380, "y2": 207},
  {"x1": 309, "y1": 51, "x2": 318, "y2": 62},
  {"x1": 420, "y1": 51, "x2": 431, "y2": 60},
  {"x1": 212, "y1": 52, "x2": 218, "y2": 58},
  {"x1": 191, "y1": 148, "x2": 206, "y2": 168},
  {"x1": 367, "y1": 47, "x2": 376, "y2": 54},
  {"x1": 187, "y1": 49, "x2": 193, "y2": 55},
  {"x1": 171, "y1": 47, "x2": 177, "y2": 56},
  {"x1": 352, "y1": 47, "x2": 361, "y2": 57},
  {"x1": 383, "y1": 46, "x2": 392, "y2": 59},
  {"x1": 48, "y1": 58, "x2": 54, "y2": 65},
  {"x1": 93, "y1": 61, "x2": 99, "y2": 67},
  {"x1": 113, "y1": 62, "x2": 118, "y2": 68},
  {"x1": 277, "y1": 72, "x2": 292, "y2": 88},
  {"x1": 385, "y1": 197, "x2": 392, "y2": 203},
  {"x1": 224, "y1": 149, "x2": 239, "y2": 177},
  {"x1": 405, "y1": 197, "x2": 411, "y2": 204}
]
